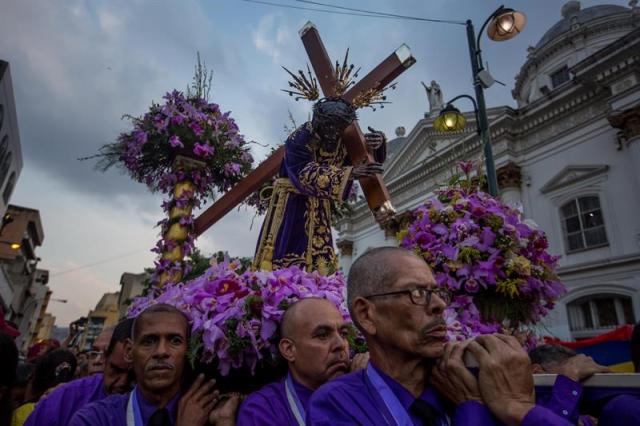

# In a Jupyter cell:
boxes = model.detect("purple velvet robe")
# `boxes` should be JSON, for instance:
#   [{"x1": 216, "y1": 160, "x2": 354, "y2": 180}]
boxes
[
  {"x1": 535, "y1": 374, "x2": 640, "y2": 425},
  {"x1": 236, "y1": 376, "x2": 313, "y2": 426},
  {"x1": 68, "y1": 386, "x2": 180, "y2": 426},
  {"x1": 254, "y1": 123, "x2": 385, "y2": 274},
  {"x1": 307, "y1": 363, "x2": 575, "y2": 426},
  {"x1": 25, "y1": 373, "x2": 107, "y2": 426}
]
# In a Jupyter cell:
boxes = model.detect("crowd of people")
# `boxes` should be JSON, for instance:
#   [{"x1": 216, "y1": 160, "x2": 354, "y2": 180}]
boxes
[{"x1": 1, "y1": 247, "x2": 639, "y2": 425}]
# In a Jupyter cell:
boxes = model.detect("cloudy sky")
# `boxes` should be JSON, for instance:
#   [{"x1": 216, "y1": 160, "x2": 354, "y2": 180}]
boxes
[{"x1": 0, "y1": 0, "x2": 630, "y2": 325}]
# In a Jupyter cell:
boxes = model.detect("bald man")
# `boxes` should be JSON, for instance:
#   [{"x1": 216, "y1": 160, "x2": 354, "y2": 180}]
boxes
[{"x1": 236, "y1": 298, "x2": 352, "y2": 426}]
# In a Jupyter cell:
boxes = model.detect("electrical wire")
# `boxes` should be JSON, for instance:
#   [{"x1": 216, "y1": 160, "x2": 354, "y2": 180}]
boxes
[
  {"x1": 242, "y1": 0, "x2": 465, "y2": 25},
  {"x1": 296, "y1": 0, "x2": 465, "y2": 25},
  {"x1": 241, "y1": 0, "x2": 398, "y2": 19},
  {"x1": 50, "y1": 249, "x2": 149, "y2": 277}
]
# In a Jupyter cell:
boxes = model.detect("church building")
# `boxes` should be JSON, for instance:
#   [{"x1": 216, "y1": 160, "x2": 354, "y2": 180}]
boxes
[{"x1": 335, "y1": 1, "x2": 640, "y2": 341}]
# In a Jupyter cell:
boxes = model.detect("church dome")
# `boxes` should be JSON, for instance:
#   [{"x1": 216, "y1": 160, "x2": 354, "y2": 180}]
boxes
[
  {"x1": 512, "y1": 1, "x2": 636, "y2": 107},
  {"x1": 536, "y1": 3, "x2": 629, "y2": 49}
]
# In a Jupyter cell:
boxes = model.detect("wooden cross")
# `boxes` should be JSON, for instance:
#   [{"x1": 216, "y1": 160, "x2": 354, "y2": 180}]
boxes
[{"x1": 193, "y1": 22, "x2": 416, "y2": 236}]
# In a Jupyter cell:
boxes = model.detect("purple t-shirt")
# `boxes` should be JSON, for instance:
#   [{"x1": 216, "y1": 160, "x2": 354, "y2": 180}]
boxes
[
  {"x1": 307, "y1": 363, "x2": 496, "y2": 425},
  {"x1": 308, "y1": 363, "x2": 578, "y2": 426},
  {"x1": 237, "y1": 376, "x2": 313, "y2": 426},
  {"x1": 25, "y1": 373, "x2": 107, "y2": 426},
  {"x1": 68, "y1": 386, "x2": 180, "y2": 426}
]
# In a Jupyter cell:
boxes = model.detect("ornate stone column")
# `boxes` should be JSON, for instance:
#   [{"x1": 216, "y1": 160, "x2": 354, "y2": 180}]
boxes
[
  {"x1": 608, "y1": 106, "x2": 640, "y2": 190},
  {"x1": 336, "y1": 239, "x2": 354, "y2": 272},
  {"x1": 497, "y1": 162, "x2": 523, "y2": 210}
]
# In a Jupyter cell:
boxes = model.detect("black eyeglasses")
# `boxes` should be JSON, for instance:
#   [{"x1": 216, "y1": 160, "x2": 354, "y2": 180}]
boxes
[{"x1": 364, "y1": 286, "x2": 451, "y2": 306}]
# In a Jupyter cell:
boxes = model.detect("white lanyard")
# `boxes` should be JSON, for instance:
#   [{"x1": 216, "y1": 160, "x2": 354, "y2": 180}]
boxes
[
  {"x1": 126, "y1": 388, "x2": 144, "y2": 426},
  {"x1": 285, "y1": 373, "x2": 306, "y2": 426}
]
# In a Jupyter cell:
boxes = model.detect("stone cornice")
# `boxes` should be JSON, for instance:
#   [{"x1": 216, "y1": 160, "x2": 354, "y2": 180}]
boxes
[{"x1": 557, "y1": 252, "x2": 640, "y2": 276}]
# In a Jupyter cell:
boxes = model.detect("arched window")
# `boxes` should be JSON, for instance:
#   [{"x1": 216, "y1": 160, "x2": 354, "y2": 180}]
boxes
[
  {"x1": 567, "y1": 294, "x2": 636, "y2": 338},
  {"x1": 0, "y1": 152, "x2": 12, "y2": 187},
  {"x1": 560, "y1": 196, "x2": 607, "y2": 252},
  {"x1": 3, "y1": 171, "x2": 16, "y2": 203}
]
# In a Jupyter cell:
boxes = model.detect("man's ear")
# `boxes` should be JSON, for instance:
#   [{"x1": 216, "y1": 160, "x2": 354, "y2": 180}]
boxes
[
  {"x1": 531, "y1": 363, "x2": 545, "y2": 374},
  {"x1": 279, "y1": 338, "x2": 296, "y2": 363},
  {"x1": 124, "y1": 338, "x2": 134, "y2": 364},
  {"x1": 353, "y1": 297, "x2": 376, "y2": 336}
]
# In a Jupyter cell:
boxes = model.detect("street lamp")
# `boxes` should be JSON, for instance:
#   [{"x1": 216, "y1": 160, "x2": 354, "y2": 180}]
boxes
[
  {"x1": 436, "y1": 6, "x2": 527, "y2": 196},
  {"x1": 487, "y1": 8, "x2": 527, "y2": 41}
]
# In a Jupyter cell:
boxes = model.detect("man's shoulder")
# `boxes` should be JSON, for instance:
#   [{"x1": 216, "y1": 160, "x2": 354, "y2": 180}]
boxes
[
  {"x1": 46, "y1": 374, "x2": 103, "y2": 397},
  {"x1": 69, "y1": 392, "x2": 128, "y2": 426},
  {"x1": 242, "y1": 381, "x2": 286, "y2": 406},
  {"x1": 237, "y1": 381, "x2": 290, "y2": 425},
  {"x1": 312, "y1": 370, "x2": 367, "y2": 401}
]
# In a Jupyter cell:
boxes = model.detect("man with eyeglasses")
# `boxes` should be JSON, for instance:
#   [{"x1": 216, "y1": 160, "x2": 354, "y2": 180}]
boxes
[
  {"x1": 237, "y1": 297, "x2": 357, "y2": 425},
  {"x1": 307, "y1": 247, "x2": 574, "y2": 425},
  {"x1": 88, "y1": 326, "x2": 115, "y2": 375},
  {"x1": 25, "y1": 318, "x2": 134, "y2": 426}
]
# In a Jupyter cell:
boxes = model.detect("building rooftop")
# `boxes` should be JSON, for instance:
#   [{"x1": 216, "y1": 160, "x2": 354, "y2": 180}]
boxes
[{"x1": 536, "y1": 3, "x2": 629, "y2": 49}]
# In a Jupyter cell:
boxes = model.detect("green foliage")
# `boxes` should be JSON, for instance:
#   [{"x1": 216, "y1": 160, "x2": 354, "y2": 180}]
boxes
[{"x1": 186, "y1": 51, "x2": 214, "y2": 101}]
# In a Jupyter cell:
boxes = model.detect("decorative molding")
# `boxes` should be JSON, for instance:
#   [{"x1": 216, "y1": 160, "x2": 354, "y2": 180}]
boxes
[
  {"x1": 497, "y1": 162, "x2": 522, "y2": 189},
  {"x1": 336, "y1": 239, "x2": 353, "y2": 257},
  {"x1": 608, "y1": 105, "x2": 640, "y2": 143},
  {"x1": 540, "y1": 165, "x2": 609, "y2": 194},
  {"x1": 381, "y1": 210, "x2": 415, "y2": 238}
]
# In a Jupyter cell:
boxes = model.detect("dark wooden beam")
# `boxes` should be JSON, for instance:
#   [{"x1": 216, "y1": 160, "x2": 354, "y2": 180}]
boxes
[
  {"x1": 193, "y1": 146, "x2": 284, "y2": 236},
  {"x1": 299, "y1": 21, "x2": 337, "y2": 97},
  {"x1": 343, "y1": 44, "x2": 415, "y2": 103}
]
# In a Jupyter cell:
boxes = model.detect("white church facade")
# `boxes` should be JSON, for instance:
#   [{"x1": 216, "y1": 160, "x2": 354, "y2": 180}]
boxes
[{"x1": 335, "y1": 2, "x2": 640, "y2": 341}]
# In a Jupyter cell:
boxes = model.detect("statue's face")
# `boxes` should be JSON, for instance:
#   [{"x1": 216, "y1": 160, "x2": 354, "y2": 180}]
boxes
[{"x1": 315, "y1": 119, "x2": 350, "y2": 141}]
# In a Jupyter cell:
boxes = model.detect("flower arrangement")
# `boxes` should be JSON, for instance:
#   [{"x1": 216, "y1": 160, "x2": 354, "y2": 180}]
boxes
[
  {"x1": 97, "y1": 89, "x2": 254, "y2": 197},
  {"x1": 128, "y1": 256, "x2": 349, "y2": 376},
  {"x1": 400, "y1": 162, "x2": 566, "y2": 339},
  {"x1": 94, "y1": 63, "x2": 255, "y2": 287}
]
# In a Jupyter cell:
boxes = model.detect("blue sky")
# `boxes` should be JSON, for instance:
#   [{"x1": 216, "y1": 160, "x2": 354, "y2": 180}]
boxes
[{"x1": 0, "y1": 0, "x2": 631, "y2": 325}]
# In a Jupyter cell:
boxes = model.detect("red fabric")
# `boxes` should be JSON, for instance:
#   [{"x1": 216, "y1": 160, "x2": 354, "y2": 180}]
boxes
[
  {"x1": 544, "y1": 325, "x2": 633, "y2": 349},
  {"x1": 27, "y1": 338, "x2": 61, "y2": 362}
]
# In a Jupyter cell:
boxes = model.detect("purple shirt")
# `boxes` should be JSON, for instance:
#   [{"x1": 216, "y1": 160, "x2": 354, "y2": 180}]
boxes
[
  {"x1": 536, "y1": 375, "x2": 584, "y2": 424},
  {"x1": 307, "y1": 363, "x2": 496, "y2": 425},
  {"x1": 68, "y1": 386, "x2": 180, "y2": 426},
  {"x1": 25, "y1": 373, "x2": 107, "y2": 426},
  {"x1": 535, "y1": 375, "x2": 640, "y2": 425},
  {"x1": 237, "y1": 376, "x2": 313, "y2": 426}
]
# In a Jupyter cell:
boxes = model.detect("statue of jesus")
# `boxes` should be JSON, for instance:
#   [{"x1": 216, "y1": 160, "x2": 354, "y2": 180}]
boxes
[{"x1": 254, "y1": 98, "x2": 386, "y2": 274}]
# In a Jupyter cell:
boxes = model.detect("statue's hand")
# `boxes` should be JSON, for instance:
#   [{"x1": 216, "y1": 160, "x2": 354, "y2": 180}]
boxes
[
  {"x1": 364, "y1": 127, "x2": 385, "y2": 151},
  {"x1": 351, "y1": 162, "x2": 383, "y2": 179}
]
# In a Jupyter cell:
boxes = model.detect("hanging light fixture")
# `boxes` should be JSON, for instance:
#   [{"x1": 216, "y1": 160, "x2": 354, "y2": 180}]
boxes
[
  {"x1": 434, "y1": 105, "x2": 467, "y2": 132},
  {"x1": 487, "y1": 8, "x2": 527, "y2": 41}
]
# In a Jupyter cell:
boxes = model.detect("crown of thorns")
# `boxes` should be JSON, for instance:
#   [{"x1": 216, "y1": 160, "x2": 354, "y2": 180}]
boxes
[{"x1": 282, "y1": 49, "x2": 396, "y2": 111}]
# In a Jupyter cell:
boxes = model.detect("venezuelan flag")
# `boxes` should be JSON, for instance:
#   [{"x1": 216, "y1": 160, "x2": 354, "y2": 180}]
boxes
[{"x1": 544, "y1": 325, "x2": 635, "y2": 373}]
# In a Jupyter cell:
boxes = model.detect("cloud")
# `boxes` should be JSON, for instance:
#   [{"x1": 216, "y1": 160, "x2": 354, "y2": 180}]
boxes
[
  {"x1": 252, "y1": 13, "x2": 297, "y2": 64},
  {"x1": 0, "y1": 0, "x2": 230, "y2": 199}
]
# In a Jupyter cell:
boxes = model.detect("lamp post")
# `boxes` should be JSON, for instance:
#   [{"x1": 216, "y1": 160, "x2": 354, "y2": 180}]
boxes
[{"x1": 436, "y1": 6, "x2": 526, "y2": 196}]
